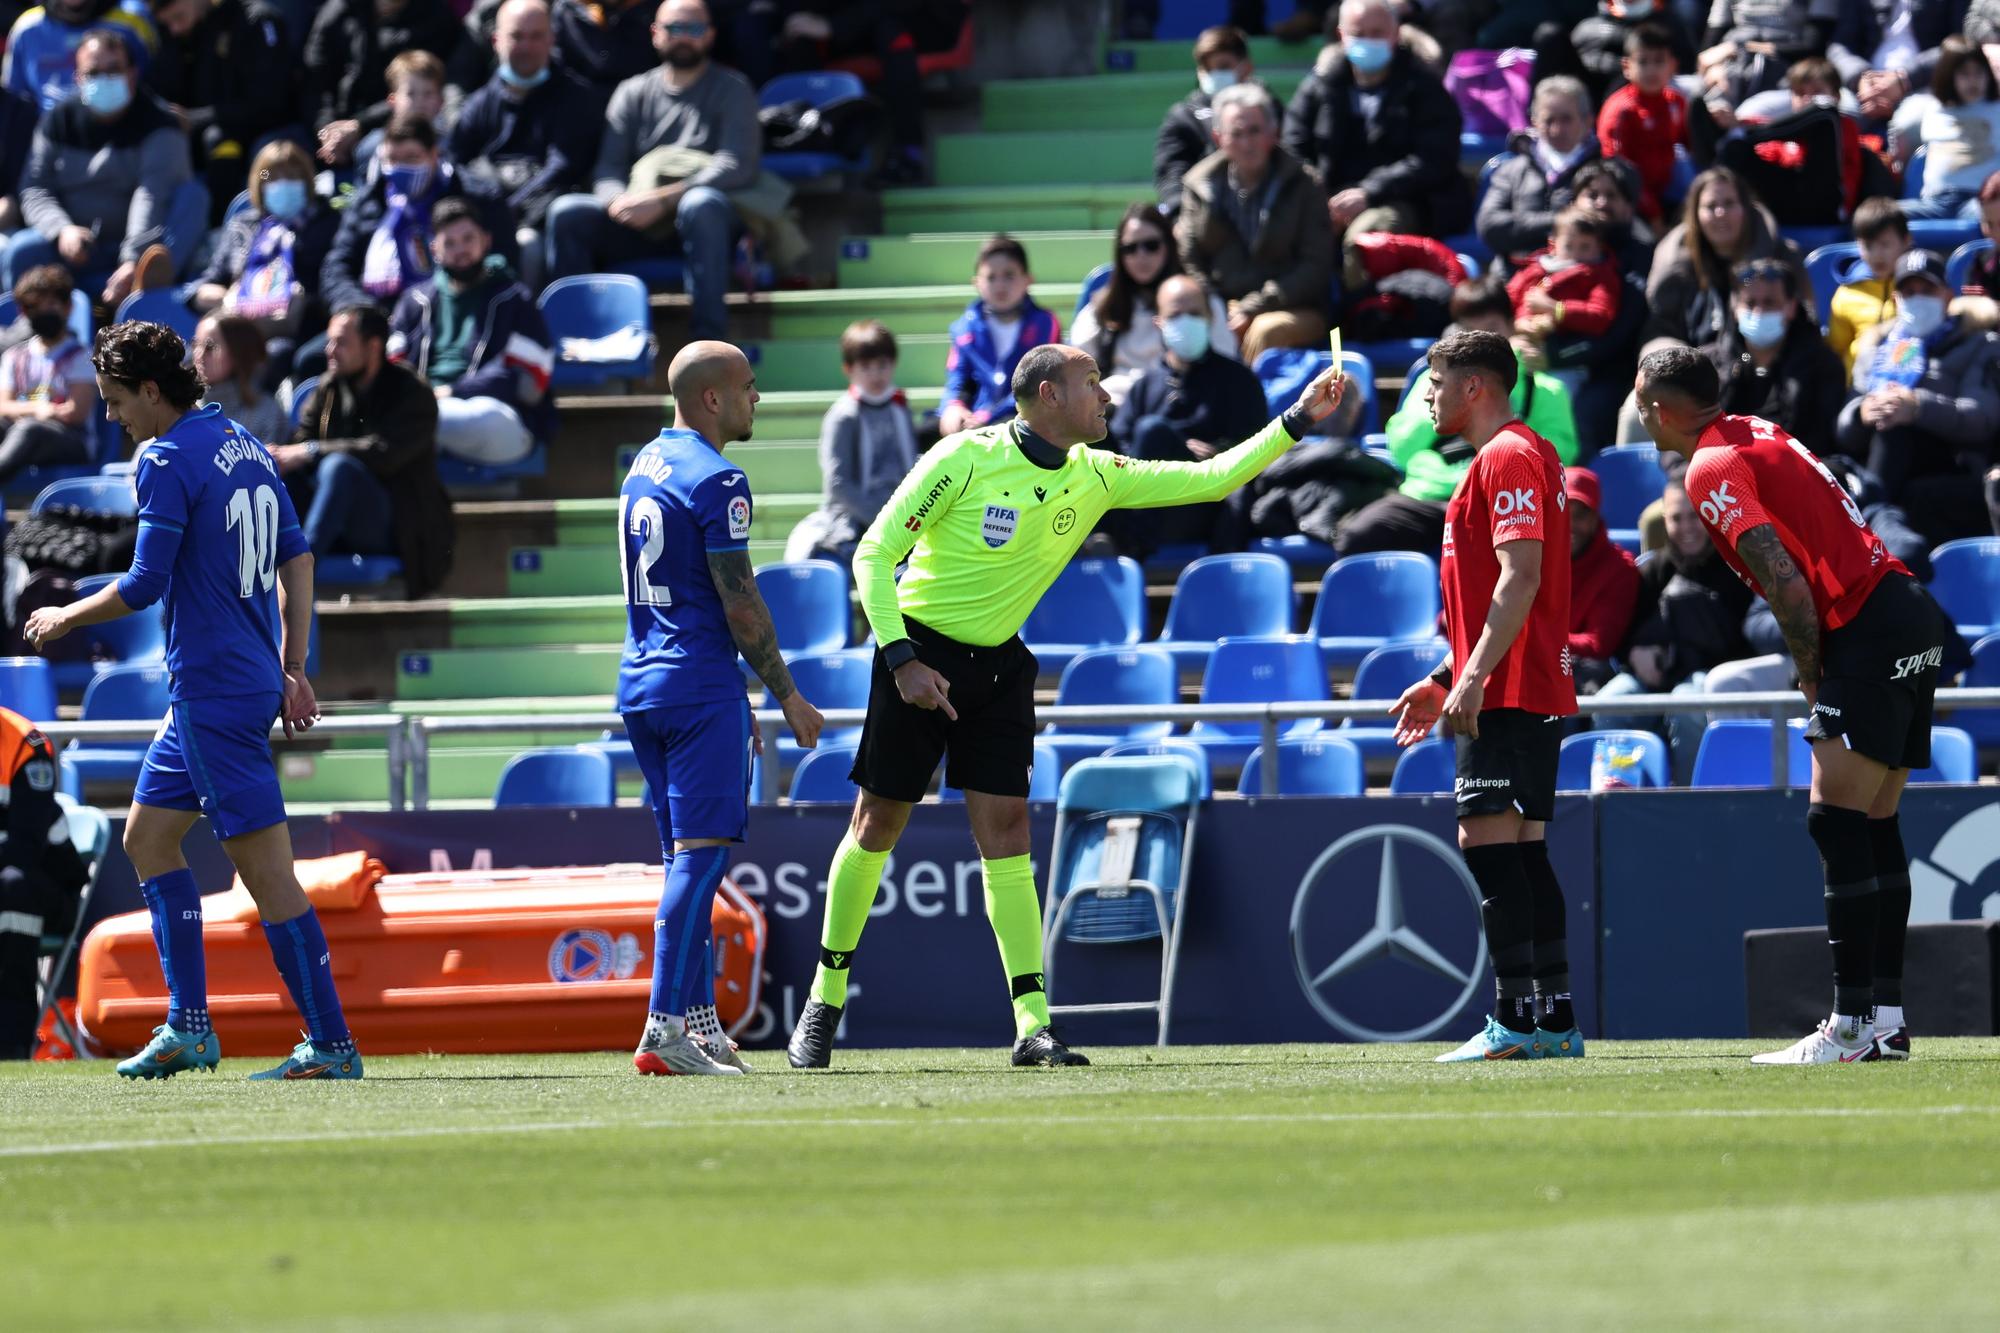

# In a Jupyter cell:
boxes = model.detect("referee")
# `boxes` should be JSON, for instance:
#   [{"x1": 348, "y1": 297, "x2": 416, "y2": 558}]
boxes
[{"x1": 788, "y1": 343, "x2": 1346, "y2": 1068}]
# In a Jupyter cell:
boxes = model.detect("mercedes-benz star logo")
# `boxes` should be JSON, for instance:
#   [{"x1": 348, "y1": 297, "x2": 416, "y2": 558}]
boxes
[{"x1": 1289, "y1": 825, "x2": 1488, "y2": 1042}]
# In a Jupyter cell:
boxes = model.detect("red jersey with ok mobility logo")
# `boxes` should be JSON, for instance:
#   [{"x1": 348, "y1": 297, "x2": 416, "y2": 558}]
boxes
[
  {"x1": 1683, "y1": 415, "x2": 1906, "y2": 632},
  {"x1": 1440, "y1": 422, "x2": 1577, "y2": 716}
]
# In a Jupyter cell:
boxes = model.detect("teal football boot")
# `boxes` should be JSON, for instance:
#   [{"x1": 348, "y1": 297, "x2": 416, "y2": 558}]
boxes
[
  {"x1": 1435, "y1": 1015, "x2": 1537, "y2": 1062},
  {"x1": 116, "y1": 1024, "x2": 221, "y2": 1079},
  {"x1": 247, "y1": 1039, "x2": 364, "y2": 1081}
]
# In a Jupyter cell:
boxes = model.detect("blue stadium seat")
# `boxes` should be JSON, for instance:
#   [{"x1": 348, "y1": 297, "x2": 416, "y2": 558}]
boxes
[
  {"x1": 1909, "y1": 726, "x2": 1976, "y2": 784},
  {"x1": 1928, "y1": 538, "x2": 2000, "y2": 642},
  {"x1": 756, "y1": 560, "x2": 850, "y2": 658},
  {"x1": 1804, "y1": 242, "x2": 1864, "y2": 323},
  {"x1": 1907, "y1": 217, "x2": 1980, "y2": 252},
  {"x1": 1904, "y1": 143, "x2": 1927, "y2": 198},
  {"x1": 1557, "y1": 729, "x2": 1669, "y2": 791},
  {"x1": 493, "y1": 747, "x2": 617, "y2": 808},
  {"x1": 1690, "y1": 718, "x2": 1812, "y2": 788},
  {"x1": 1104, "y1": 736, "x2": 1214, "y2": 798},
  {"x1": 1152, "y1": 552, "x2": 1294, "y2": 674},
  {"x1": 60, "y1": 664, "x2": 172, "y2": 797},
  {"x1": 1780, "y1": 224, "x2": 1848, "y2": 255},
  {"x1": 114, "y1": 289, "x2": 198, "y2": 341},
  {"x1": 1020, "y1": 555, "x2": 1145, "y2": 674},
  {"x1": 55, "y1": 574, "x2": 166, "y2": 692},
  {"x1": 1044, "y1": 753, "x2": 1204, "y2": 1044},
  {"x1": 1948, "y1": 238, "x2": 1993, "y2": 292},
  {"x1": 1249, "y1": 534, "x2": 1341, "y2": 571},
  {"x1": 1185, "y1": 635, "x2": 1326, "y2": 769},
  {"x1": 288, "y1": 375, "x2": 319, "y2": 425},
  {"x1": 1389, "y1": 736, "x2": 1455, "y2": 794},
  {"x1": 0, "y1": 656, "x2": 57, "y2": 721},
  {"x1": 789, "y1": 742, "x2": 861, "y2": 804},
  {"x1": 1591, "y1": 444, "x2": 1669, "y2": 541},
  {"x1": 438, "y1": 447, "x2": 550, "y2": 491},
  {"x1": 1237, "y1": 735, "x2": 1364, "y2": 796},
  {"x1": 1252, "y1": 348, "x2": 1380, "y2": 433},
  {"x1": 1075, "y1": 262, "x2": 1113, "y2": 318},
  {"x1": 1349, "y1": 335, "x2": 1436, "y2": 378},
  {"x1": 768, "y1": 649, "x2": 871, "y2": 769},
  {"x1": 30, "y1": 474, "x2": 134, "y2": 516},
  {"x1": 1309, "y1": 551, "x2": 1442, "y2": 668},
  {"x1": 538, "y1": 274, "x2": 654, "y2": 387},
  {"x1": 1955, "y1": 633, "x2": 2000, "y2": 746},
  {"x1": 1040, "y1": 645, "x2": 1175, "y2": 768},
  {"x1": 759, "y1": 71, "x2": 871, "y2": 179},
  {"x1": 1342, "y1": 638, "x2": 1449, "y2": 763}
]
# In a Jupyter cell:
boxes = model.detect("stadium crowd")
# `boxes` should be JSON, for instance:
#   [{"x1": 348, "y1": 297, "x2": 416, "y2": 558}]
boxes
[{"x1": 0, "y1": 0, "x2": 1994, "y2": 782}]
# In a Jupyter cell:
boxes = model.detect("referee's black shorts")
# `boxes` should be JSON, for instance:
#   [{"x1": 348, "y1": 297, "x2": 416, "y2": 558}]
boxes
[{"x1": 850, "y1": 620, "x2": 1037, "y2": 802}]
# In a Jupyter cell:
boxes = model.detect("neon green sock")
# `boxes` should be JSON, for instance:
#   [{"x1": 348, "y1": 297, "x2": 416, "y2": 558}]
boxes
[
  {"x1": 808, "y1": 832, "x2": 886, "y2": 1007},
  {"x1": 982, "y1": 854, "x2": 1050, "y2": 1041}
]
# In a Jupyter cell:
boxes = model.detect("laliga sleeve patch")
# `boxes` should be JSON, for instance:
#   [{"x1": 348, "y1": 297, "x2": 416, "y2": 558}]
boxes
[
  {"x1": 727, "y1": 494, "x2": 752, "y2": 539},
  {"x1": 24, "y1": 757, "x2": 55, "y2": 792}
]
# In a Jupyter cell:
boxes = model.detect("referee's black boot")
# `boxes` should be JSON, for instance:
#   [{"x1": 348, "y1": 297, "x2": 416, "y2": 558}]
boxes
[
  {"x1": 1011, "y1": 1026, "x2": 1090, "y2": 1068},
  {"x1": 787, "y1": 999, "x2": 841, "y2": 1069}
]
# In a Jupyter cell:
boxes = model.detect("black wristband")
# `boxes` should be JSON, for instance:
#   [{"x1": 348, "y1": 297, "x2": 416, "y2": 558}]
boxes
[
  {"x1": 880, "y1": 639, "x2": 919, "y2": 671},
  {"x1": 1280, "y1": 403, "x2": 1316, "y2": 440},
  {"x1": 1429, "y1": 663, "x2": 1453, "y2": 689}
]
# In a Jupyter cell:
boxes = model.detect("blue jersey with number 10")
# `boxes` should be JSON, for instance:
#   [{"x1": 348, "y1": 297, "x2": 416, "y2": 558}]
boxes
[
  {"x1": 125, "y1": 404, "x2": 309, "y2": 702},
  {"x1": 616, "y1": 427, "x2": 754, "y2": 712}
]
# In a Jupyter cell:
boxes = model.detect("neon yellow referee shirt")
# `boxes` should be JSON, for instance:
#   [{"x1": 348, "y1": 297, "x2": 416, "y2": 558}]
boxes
[{"x1": 855, "y1": 415, "x2": 1300, "y2": 649}]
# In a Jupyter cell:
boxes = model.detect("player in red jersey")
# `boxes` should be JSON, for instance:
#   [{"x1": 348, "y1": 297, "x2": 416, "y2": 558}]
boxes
[
  {"x1": 1635, "y1": 346, "x2": 1949, "y2": 1064},
  {"x1": 1388, "y1": 330, "x2": 1582, "y2": 1062}
]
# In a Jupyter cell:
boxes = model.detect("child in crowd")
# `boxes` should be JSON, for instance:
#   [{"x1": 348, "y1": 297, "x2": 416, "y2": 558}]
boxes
[
  {"x1": 1893, "y1": 36, "x2": 2000, "y2": 221},
  {"x1": 354, "y1": 51, "x2": 450, "y2": 181},
  {"x1": 1508, "y1": 207, "x2": 1622, "y2": 394},
  {"x1": 1596, "y1": 23, "x2": 1687, "y2": 226},
  {"x1": 933, "y1": 234, "x2": 1061, "y2": 441},
  {"x1": 0, "y1": 265, "x2": 93, "y2": 487},
  {"x1": 787, "y1": 320, "x2": 919, "y2": 565},
  {"x1": 1829, "y1": 198, "x2": 1911, "y2": 375}
]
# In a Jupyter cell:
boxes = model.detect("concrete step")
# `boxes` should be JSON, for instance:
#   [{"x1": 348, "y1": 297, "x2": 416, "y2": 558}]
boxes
[
  {"x1": 880, "y1": 184, "x2": 1149, "y2": 236},
  {"x1": 934, "y1": 129, "x2": 1156, "y2": 187},
  {"x1": 396, "y1": 642, "x2": 625, "y2": 701},
  {"x1": 747, "y1": 336, "x2": 950, "y2": 393},
  {"x1": 762, "y1": 283, "x2": 1082, "y2": 339},
  {"x1": 837, "y1": 231, "x2": 1113, "y2": 290},
  {"x1": 980, "y1": 70, "x2": 1307, "y2": 132}
]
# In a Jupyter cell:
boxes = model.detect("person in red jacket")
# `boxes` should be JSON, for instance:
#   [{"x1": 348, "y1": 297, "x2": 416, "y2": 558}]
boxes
[
  {"x1": 1596, "y1": 23, "x2": 1687, "y2": 226},
  {"x1": 1562, "y1": 467, "x2": 1641, "y2": 691},
  {"x1": 1508, "y1": 208, "x2": 1623, "y2": 373}
]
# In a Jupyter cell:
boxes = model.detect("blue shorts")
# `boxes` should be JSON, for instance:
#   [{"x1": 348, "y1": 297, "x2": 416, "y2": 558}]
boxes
[
  {"x1": 621, "y1": 699, "x2": 752, "y2": 843},
  {"x1": 134, "y1": 693, "x2": 286, "y2": 841}
]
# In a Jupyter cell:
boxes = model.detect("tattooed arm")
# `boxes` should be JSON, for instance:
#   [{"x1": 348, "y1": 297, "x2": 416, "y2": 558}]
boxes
[
  {"x1": 1732, "y1": 523, "x2": 1822, "y2": 698},
  {"x1": 707, "y1": 548, "x2": 824, "y2": 749}
]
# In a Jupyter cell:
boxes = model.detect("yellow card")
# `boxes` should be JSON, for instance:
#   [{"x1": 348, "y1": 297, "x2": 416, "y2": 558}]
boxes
[{"x1": 1328, "y1": 327, "x2": 1342, "y2": 367}]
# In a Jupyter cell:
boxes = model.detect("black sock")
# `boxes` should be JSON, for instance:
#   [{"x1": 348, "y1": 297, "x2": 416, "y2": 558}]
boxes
[
  {"x1": 1868, "y1": 815, "x2": 1910, "y2": 1010},
  {"x1": 1464, "y1": 842, "x2": 1537, "y2": 1034},
  {"x1": 1808, "y1": 803, "x2": 1878, "y2": 1019},
  {"x1": 1519, "y1": 840, "x2": 1575, "y2": 1030}
]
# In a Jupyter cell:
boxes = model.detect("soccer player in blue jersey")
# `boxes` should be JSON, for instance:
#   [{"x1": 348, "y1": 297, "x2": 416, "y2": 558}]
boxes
[
  {"x1": 25, "y1": 321, "x2": 362, "y2": 1081},
  {"x1": 622, "y1": 340, "x2": 823, "y2": 1076}
]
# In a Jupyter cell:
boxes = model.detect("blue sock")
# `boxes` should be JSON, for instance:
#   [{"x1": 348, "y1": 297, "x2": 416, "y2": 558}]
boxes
[
  {"x1": 140, "y1": 869, "x2": 208, "y2": 1034},
  {"x1": 647, "y1": 845, "x2": 728, "y2": 1020},
  {"x1": 262, "y1": 910, "x2": 354, "y2": 1055}
]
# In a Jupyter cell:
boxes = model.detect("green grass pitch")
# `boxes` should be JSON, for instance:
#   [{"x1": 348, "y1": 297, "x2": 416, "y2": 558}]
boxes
[{"x1": 6, "y1": 1041, "x2": 2000, "y2": 1331}]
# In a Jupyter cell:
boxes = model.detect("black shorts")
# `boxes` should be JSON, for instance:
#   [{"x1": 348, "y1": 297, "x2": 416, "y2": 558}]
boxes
[
  {"x1": 1455, "y1": 708, "x2": 1563, "y2": 822},
  {"x1": 1803, "y1": 573, "x2": 1947, "y2": 770},
  {"x1": 850, "y1": 620, "x2": 1038, "y2": 802}
]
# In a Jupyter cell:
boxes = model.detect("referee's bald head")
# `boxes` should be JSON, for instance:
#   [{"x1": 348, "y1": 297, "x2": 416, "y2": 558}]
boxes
[{"x1": 1012, "y1": 344, "x2": 1110, "y2": 446}]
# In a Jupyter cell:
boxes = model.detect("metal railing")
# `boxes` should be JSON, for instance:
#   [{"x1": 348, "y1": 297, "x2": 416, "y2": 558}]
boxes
[
  {"x1": 41, "y1": 714, "x2": 409, "y2": 808},
  {"x1": 391, "y1": 688, "x2": 2000, "y2": 808}
]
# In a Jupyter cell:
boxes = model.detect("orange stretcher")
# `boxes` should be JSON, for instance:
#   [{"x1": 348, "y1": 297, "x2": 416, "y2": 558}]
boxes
[{"x1": 76, "y1": 854, "x2": 766, "y2": 1056}]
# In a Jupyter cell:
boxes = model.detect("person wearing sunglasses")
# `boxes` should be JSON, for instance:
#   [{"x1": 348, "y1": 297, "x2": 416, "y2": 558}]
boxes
[
  {"x1": 543, "y1": 0, "x2": 758, "y2": 341},
  {"x1": 1072, "y1": 202, "x2": 1235, "y2": 409}
]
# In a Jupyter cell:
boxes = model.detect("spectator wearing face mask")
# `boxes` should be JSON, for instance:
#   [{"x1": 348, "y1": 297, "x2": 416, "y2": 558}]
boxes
[
  {"x1": 1156, "y1": 23, "x2": 1260, "y2": 220},
  {"x1": 1700, "y1": 257, "x2": 1845, "y2": 451},
  {"x1": 0, "y1": 263, "x2": 94, "y2": 486},
  {"x1": 1839, "y1": 248, "x2": 2000, "y2": 546}
]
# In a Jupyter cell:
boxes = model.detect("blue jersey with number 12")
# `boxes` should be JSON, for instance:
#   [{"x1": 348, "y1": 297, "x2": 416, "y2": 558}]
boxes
[
  {"x1": 130, "y1": 404, "x2": 308, "y2": 702},
  {"x1": 616, "y1": 427, "x2": 753, "y2": 712}
]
